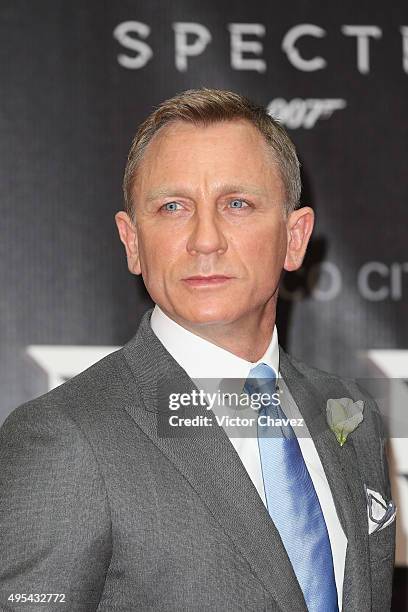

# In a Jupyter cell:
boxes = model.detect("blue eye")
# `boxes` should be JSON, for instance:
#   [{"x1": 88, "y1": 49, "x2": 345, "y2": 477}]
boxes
[
  {"x1": 230, "y1": 199, "x2": 249, "y2": 209},
  {"x1": 162, "y1": 201, "x2": 181, "y2": 212}
]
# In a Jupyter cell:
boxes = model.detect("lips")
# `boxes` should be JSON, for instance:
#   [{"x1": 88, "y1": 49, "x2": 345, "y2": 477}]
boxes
[
  {"x1": 184, "y1": 275, "x2": 231, "y2": 281},
  {"x1": 182, "y1": 275, "x2": 233, "y2": 286}
]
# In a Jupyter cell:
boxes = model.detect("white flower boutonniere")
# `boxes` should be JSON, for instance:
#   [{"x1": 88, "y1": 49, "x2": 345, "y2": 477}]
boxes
[{"x1": 326, "y1": 397, "x2": 364, "y2": 446}]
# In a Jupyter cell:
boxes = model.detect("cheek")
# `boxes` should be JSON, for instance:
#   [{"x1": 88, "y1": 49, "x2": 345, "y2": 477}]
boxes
[
  {"x1": 242, "y1": 225, "x2": 287, "y2": 269},
  {"x1": 243, "y1": 232, "x2": 286, "y2": 295},
  {"x1": 138, "y1": 230, "x2": 182, "y2": 280}
]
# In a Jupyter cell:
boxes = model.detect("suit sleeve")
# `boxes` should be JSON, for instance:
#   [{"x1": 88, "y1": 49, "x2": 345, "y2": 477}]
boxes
[{"x1": 0, "y1": 400, "x2": 112, "y2": 611}]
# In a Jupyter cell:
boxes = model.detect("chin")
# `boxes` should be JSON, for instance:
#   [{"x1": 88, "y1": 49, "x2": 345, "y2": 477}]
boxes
[{"x1": 176, "y1": 304, "x2": 241, "y2": 326}]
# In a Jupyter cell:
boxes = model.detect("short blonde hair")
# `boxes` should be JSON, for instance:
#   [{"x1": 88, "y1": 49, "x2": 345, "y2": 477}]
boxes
[{"x1": 123, "y1": 88, "x2": 301, "y2": 218}]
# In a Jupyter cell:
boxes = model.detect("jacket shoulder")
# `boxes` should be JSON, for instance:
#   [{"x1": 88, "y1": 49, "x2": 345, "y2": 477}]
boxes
[{"x1": 2, "y1": 346, "x2": 133, "y2": 432}]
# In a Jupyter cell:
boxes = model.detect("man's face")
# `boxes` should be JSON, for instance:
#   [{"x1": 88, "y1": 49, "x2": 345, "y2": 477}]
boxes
[{"x1": 116, "y1": 119, "x2": 313, "y2": 328}]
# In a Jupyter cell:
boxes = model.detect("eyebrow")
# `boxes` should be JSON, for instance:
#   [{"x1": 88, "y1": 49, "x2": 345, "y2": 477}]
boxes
[{"x1": 145, "y1": 183, "x2": 267, "y2": 202}]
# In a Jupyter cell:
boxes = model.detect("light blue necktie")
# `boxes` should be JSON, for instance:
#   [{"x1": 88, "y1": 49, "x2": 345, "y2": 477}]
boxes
[{"x1": 244, "y1": 363, "x2": 339, "y2": 612}]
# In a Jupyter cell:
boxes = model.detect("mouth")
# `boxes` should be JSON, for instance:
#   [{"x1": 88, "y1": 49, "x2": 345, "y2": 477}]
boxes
[{"x1": 182, "y1": 275, "x2": 233, "y2": 287}]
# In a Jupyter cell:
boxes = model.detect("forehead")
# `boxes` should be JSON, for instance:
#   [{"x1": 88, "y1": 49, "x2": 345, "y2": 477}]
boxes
[
  {"x1": 134, "y1": 119, "x2": 282, "y2": 191},
  {"x1": 146, "y1": 118, "x2": 270, "y2": 160}
]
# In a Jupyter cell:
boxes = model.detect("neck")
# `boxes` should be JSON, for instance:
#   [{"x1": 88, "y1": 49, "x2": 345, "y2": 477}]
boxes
[{"x1": 161, "y1": 299, "x2": 277, "y2": 362}]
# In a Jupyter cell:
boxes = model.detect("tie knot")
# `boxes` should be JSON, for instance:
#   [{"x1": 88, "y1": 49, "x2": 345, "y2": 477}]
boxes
[{"x1": 244, "y1": 362, "x2": 277, "y2": 397}]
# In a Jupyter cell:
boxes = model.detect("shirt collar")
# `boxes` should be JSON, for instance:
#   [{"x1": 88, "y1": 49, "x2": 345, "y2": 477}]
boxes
[{"x1": 150, "y1": 304, "x2": 279, "y2": 381}]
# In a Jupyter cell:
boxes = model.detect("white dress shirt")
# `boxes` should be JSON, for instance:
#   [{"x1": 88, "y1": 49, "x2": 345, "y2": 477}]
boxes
[{"x1": 150, "y1": 304, "x2": 347, "y2": 609}]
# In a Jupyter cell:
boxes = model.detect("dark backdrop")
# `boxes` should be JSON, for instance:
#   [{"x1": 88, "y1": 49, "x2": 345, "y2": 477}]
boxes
[{"x1": 1, "y1": 1, "x2": 407, "y2": 606}]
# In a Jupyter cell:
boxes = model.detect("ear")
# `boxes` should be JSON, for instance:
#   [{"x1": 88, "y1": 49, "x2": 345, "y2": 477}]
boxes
[
  {"x1": 114, "y1": 211, "x2": 142, "y2": 275},
  {"x1": 284, "y1": 206, "x2": 315, "y2": 272}
]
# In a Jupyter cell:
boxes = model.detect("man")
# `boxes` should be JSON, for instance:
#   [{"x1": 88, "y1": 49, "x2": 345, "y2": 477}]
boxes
[{"x1": 0, "y1": 88, "x2": 395, "y2": 611}]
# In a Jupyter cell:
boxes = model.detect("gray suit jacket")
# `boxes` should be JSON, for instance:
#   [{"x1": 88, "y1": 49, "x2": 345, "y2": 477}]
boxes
[{"x1": 0, "y1": 308, "x2": 395, "y2": 611}]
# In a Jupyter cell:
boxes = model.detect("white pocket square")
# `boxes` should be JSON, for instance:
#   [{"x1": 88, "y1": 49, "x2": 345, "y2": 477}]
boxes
[{"x1": 364, "y1": 484, "x2": 397, "y2": 534}]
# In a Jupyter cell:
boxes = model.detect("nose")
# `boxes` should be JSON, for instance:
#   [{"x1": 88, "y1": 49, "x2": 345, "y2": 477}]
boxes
[{"x1": 186, "y1": 209, "x2": 228, "y2": 256}]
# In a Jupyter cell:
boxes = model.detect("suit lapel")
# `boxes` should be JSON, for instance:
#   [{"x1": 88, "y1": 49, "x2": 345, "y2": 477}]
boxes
[
  {"x1": 120, "y1": 309, "x2": 307, "y2": 612},
  {"x1": 279, "y1": 347, "x2": 372, "y2": 612}
]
